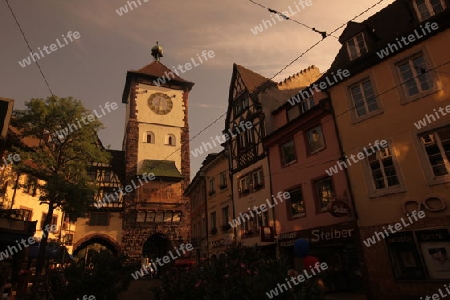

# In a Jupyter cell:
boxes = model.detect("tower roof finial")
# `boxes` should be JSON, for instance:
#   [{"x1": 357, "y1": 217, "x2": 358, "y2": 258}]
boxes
[{"x1": 151, "y1": 41, "x2": 164, "y2": 61}]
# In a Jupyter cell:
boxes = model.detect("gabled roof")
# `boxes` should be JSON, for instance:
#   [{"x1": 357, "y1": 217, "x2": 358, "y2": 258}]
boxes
[
  {"x1": 225, "y1": 63, "x2": 276, "y2": 126},
  {"x1": 202, "y1": 153, "x2": 220, "y2": 167},
  {"x1": 135, "y1": 61, "x2": 189, "y2": 83},
  {"x1": 139, "y1": 160, "x2": 183, "y2": 180},
  {"x1": 327, "y1": 0, "x2": 450, "y2": 79},
  {"x1": 184, "y1": 150, "x2": 227, "y2": 196},
  {"x1": 122, "y1": 61, "x2": 194, "y2": 103},
  {"x1": 338, "y1": 21, "x2": 369, "y2": 44},
  {"x1": 234, "y1": 64, "x2": 274, "y2": 93}
]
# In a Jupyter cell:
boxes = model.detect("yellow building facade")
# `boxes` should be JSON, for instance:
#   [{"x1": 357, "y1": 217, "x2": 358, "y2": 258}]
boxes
[{"x1": 327, "y1": 1, "x2": 450, "y2": 298}]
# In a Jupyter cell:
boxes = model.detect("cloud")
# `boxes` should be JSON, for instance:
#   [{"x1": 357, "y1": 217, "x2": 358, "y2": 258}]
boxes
[{"x1": 192, "y1": 103, "x2": 226, "y2": 109}]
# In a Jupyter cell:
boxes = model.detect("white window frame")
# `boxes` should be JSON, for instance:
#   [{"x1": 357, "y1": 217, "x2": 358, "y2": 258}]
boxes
[
  {"x1": 396, "y1": 53, "x2": 434, "y2": 99},
  {"x1": 239, "y1": 175, "x2": 250, "y2": 196},
  {"x1": 413, "y1": 0, "x2": 446, "y2": 21},
  {"x1": 252, "y1": 169, "x2": 264, "y2": 189},
  {"x1": 362, "y1": 141, "x2": 406, "y2": 198},
  {"x1": 417, "y1": 125, "x2": 450, "y2": 184},
  {"x1": 349, "y1": 79, "x2": 380, "y2": 120},
  {"x1": 346, "y1": 33, "x2": 368, "y2": 61}
]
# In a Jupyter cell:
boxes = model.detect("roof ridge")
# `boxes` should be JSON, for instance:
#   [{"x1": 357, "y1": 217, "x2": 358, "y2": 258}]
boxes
[
  {"x1": 278, "y1": 65, "x2": 317, "y2": 85},
  {"x1": 131, "y1": 61, "x2": 192, "y2": 83}
]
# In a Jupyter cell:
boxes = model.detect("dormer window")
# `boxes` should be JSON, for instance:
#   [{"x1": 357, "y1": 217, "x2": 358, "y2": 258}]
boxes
[
  {"x1": 413, "y1": 0, "x2": 446, "y2": 21},
  {"x1": 346, "y1": 33, "x2": 368, "y2": 61}
]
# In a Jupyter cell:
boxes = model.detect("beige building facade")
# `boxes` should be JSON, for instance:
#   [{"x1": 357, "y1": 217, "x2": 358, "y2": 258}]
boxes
[{"x1": 327, "y1": 1, "x2": 450, "y2": 298}]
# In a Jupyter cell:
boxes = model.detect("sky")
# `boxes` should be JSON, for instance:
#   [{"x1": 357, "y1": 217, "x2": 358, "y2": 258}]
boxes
[{"x1": 0, "y1": 0, "x2": 396, "y2": 178}]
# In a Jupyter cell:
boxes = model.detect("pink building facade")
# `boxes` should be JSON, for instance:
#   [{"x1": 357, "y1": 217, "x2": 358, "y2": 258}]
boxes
[{"x1": 265, "y1": 93, "x2": 363, "y2": 293}]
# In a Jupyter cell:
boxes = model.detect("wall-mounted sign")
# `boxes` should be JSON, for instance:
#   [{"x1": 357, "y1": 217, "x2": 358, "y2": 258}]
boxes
[
  {"x1": 277, "y1": 221, "x2": 356, "y2": 247},
  {"x1": 328, "y1": 200, "x2": 351, "y2": 217},
  {"x1": 402, "y1": 196, "x2": 446, "y2": 215}
]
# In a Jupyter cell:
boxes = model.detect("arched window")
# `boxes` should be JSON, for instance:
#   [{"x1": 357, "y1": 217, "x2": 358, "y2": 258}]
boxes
[
  {"x1": 145, "y1": 131, "x2": 155, "y2": 144},
  {"x1": 166, "y1": 134, "x2": 176, "y2": 146}
]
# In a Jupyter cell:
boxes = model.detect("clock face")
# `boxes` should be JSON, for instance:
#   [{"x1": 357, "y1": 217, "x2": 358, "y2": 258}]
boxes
[{"x1": 148, "y1": 93, "x2": 173, "y2": 115}]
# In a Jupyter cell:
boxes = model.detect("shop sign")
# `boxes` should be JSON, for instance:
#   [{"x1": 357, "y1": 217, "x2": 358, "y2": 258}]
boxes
[
  {"x1": 277, "y1": 221, "x2": 356, "y2": 247},
  {"x1": 328, "y1": 200, "x2": 350, "y2": 217}
]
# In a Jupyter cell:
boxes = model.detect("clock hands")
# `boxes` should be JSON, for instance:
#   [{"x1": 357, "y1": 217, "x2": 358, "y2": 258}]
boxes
[
  {"x1": 158, "y1": 98, "x2": 163, "y2": 111},
  {"x1": 149, "y1": 93, "x2": 172, "y2": 115}
]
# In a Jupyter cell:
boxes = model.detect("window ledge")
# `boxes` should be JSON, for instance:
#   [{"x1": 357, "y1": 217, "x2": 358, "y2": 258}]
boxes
[
  {"x1": 400, "y1": 89, "x2": 439, "y2": 106},
  {"x1": 309, "y1": 147, "x2": 325, "y2": 156},
  {"x1": 368, "y1": 186, "x2": 407, "y2": 199},
  {"x1": 427, "y1": 175, "x2": 450, "y2": 186},
  {"x1": 289, "y1": 213, "x2": 306, "y2": 220},
  {"x1": 282, "y1": 160, "x2": 297, "y2": 168},
  {"x1": 352, "y1": 109, "x2": 384, "y2": 125},
  {"x1": 253, "y1": 185, "x2": 264, "y2": 190}
]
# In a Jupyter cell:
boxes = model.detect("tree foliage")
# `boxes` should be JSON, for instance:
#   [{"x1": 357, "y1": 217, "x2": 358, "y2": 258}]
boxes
[
  {"x1": 10, "y1": 96, "x2": 111, "y2": 296},
  {"x1": 11, "y1": 96, "x2": 110, "y2": 220}
]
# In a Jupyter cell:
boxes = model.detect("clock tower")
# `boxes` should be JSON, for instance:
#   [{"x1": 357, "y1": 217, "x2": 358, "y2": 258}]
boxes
[{"x1": 121, "y1": 44, "x2": 194, "y2": 264}]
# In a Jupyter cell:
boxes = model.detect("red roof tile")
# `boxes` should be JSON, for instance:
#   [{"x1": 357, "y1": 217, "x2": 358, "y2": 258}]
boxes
[
  {"x1": 132, "y1": 61, "x2": 189, "y2": 83},
  {"x1": 235, "y1": 64, "x2": 274, "y2": 92}
]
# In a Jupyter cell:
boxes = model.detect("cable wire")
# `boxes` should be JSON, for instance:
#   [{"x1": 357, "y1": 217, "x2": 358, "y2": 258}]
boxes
[
  {"x1": 4, "y1": 0, "x2": 54, "y2": 96},
  {"x1": 143, "y1": 0, "x2": 391, "y2": 176},
  {"x1": 247, "y1": 0, "x2": 337, "y2": 39}
]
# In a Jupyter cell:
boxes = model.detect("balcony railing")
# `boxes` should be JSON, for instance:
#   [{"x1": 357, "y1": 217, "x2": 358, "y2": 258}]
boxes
[{"x1": 0, "y1": 216, "x2": 36, "y2": 234}]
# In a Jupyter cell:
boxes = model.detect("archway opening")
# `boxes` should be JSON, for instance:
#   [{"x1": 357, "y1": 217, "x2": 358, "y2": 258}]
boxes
[
  {"x1": 73, "y1": 236, "x2": 119, "y2": 259},
  {"x1": 142, "y1": 233, "x2": 171, "y2": 259}
]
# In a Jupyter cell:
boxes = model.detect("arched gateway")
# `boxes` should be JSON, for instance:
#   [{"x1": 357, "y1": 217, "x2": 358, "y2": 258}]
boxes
[{"x1": 73, "y1": 233, "x2": 121, "y2": 257}]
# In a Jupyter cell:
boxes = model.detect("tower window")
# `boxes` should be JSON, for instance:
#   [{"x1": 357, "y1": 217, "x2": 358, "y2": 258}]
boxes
[
  {"x1": 166, "y1": 134, "x2": 176, "y2": 146},
  {"x1": 145, "y1": 131, "x2": 155, "y2": 144}
]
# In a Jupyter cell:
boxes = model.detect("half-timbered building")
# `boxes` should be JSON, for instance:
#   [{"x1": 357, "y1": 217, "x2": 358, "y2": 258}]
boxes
[{"x1": 223, "y1": 64, "x2": 322, "y2": 252}]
